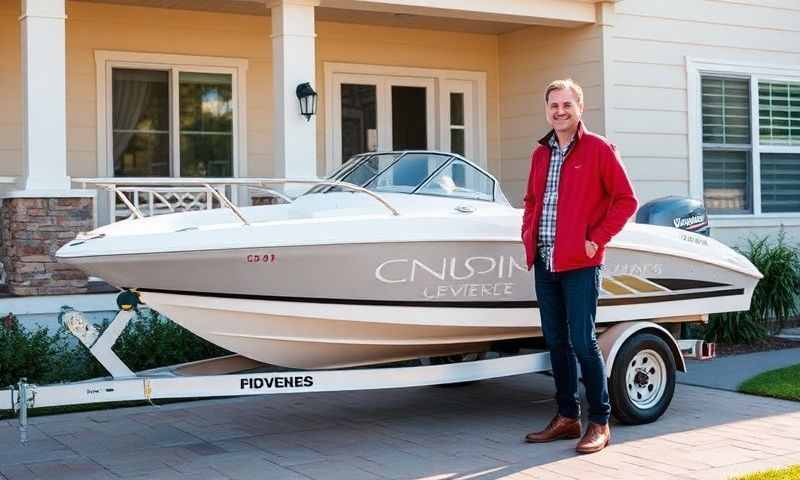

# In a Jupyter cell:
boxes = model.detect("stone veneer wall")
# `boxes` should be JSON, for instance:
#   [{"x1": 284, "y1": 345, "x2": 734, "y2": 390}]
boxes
[{"x1": 0, "y1": 197, "x2": 94, "y2": 296}]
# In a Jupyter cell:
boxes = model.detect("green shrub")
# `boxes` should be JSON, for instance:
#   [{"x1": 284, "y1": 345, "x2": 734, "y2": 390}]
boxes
[
  {"x1": 0, "y1": 308, "x2": 229, "y2": 388},
  {"x1": 704, "y1": 231, "x2": 800, "y2": 344},
  {"x1": 744, "y1": 232, "x2": 800, "y2": 332},
  {"x1": 705, "y1": 311, "x2": 767, "y2": 345},
  {"x1": 112, "y1": 308, "x2": 229, "y2": 371},
  {"x1": 0, "y1": 314, "x2": 60, "y2": 387}
]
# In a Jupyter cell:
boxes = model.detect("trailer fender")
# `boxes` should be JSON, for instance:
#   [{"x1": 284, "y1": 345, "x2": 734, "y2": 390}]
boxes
[{"x1": 598, "y1": 321, "x2": 686, "y2": 377}]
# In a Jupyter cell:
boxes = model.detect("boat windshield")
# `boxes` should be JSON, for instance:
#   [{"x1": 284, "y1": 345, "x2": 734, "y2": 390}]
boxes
[
  {"x1": 365, "y1": 153, "x2": 451, "y2": 194},
  {"x1": 416, "y1": 159, "x2": 494, "y2": 201},
  {"x1": 336, "y1": 153, "x2": 402, "y2": 188},
  {"x1": 313, "y1": 151, "x2": 496, "y2": 202}
]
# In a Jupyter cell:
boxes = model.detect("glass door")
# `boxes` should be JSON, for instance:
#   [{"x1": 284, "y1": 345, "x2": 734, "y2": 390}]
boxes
[
  {"x1": 391, "y1": 85, "x2": 428, "y2": 150},
  {"x1": 341, "y1": 82, "x2": 378, "y2": 161},
  {"x1": 331, "y1": 74, "x2": 435, "y2": 167}
]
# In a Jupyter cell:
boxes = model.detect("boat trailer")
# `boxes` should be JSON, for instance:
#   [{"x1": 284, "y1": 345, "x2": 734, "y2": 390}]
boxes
[{"x1": 1, "y1": 298, "x2": 714, "y2": 444}]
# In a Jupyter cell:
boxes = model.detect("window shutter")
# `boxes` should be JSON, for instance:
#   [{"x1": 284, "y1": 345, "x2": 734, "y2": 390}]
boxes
[
  {"x1": 702, "y1": 78, "x2": 751, "y2": 145},
  {"x1": 759, "y1": 81, "x2": 800, "y2": 145},
  {"x1": 703, "y1": 150, "x2": 751, "y2": 213},
  {"x1": 701, "y1": 77, "x2": 752, "y2": 213},
  {"x1": 761, "y1": 153, "x2": 800, "y2": 212}
]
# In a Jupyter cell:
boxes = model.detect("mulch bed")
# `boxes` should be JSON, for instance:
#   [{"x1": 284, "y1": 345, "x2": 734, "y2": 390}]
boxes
[{"x1": 714, "y1": 336, "x2": 800, "y2": 357}]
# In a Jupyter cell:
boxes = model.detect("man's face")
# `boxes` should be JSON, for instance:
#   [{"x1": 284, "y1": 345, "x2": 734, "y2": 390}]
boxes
[{"x1": 545, "y1": 88, "x2": 584, "y2": 134}]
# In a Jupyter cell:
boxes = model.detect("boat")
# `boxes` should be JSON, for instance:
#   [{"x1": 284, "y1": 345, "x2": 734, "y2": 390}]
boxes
[{"x1": 56, "y1": 151, "x2": 762, "y2": 370}]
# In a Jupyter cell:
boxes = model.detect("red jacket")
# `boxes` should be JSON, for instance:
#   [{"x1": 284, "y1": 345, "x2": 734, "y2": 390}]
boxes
[{"x1": 521, "y1": 122, "x2": 638, "y2": 271}]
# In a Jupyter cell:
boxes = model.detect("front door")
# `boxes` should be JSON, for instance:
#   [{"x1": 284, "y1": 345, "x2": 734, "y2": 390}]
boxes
[{"x1": 331, "y1": 73, "x2": 436, "y2": 166}]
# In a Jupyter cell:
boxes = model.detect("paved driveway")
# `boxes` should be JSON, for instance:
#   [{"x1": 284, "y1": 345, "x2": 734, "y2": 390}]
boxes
[
  {"x1": 1, "y1": 373, "x2": 799, "y2": 480},
  {"x1": 679, "y1": 348, "x2": 800, "y2": 391}
]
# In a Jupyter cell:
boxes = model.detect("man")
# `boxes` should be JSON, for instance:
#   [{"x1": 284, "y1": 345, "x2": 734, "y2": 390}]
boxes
[{"x1": 520, "y1": 79, "x2": 637, "y2": 454}]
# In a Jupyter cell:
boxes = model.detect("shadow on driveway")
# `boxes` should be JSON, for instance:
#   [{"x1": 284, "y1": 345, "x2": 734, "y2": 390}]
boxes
[{"x1": 1, "y1": 372, "x2": 799, "y2": 480}]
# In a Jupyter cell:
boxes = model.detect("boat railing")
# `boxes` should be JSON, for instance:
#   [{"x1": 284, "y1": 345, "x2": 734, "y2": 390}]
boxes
[{"x1": 72, "y1": 177, "x2": 401, "y2": 226}]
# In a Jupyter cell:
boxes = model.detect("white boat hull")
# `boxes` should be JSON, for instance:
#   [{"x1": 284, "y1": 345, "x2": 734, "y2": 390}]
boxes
[
  {"x1": 57, "y1": 191, "x2": 762, "y2": 369},
  {"x1": 141, "y1": 265, "x2": 754, "y2": 369},
  {"x1": 147, "y1": 292, "x2": 521, "y2": 369}
]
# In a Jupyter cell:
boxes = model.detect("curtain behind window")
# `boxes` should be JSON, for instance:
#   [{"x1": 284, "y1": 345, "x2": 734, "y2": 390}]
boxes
[{"x1": 112, "y1": 69, "x2": 170, "y2": 177}]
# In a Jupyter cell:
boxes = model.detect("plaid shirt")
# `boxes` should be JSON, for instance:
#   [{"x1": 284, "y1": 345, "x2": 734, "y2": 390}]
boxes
[{"x1": 537, "y1": 132, "x2": 577, "y2": 271}]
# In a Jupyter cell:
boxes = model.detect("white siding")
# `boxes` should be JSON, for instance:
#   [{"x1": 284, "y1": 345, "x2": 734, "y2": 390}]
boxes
[{"x1": 610, "y1": 0, "x2": 800, "y2": 246}]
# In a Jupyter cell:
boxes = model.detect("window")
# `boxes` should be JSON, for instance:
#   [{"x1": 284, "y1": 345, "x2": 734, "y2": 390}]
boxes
[
  {"x1": 444, "y1": 80, "x2": 474, "y2": 159},
  {"x1": 449, "y1": 92, "x2": 466, "y2": 156},
  {"x1": 701, "y1": 77, "x2": 751, "y2": 213},
  {"x1": 759, "y1": 81, "x2": 800, "y2": 213},
  {"x1": 97, "y1": 51, "x2": 247, "y2": 180},
  {"x1": 112, "y1": 69, "x2": 233, "y2": 177},
  {"x1": 700, "y1": 74, "x2": 800, "y2": 215},
  {"x1": 759, "y1": 81, "x2": 800, "y2": 145},
  {"x1": 178, "y1": 72, "x2": 234, "y2": 177},
  {"x1": 112, "y1": 69, "x2": 171, "y2": 177}
]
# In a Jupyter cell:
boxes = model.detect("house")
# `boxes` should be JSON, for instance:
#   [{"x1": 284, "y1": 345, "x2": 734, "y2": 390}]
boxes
[{"x1": 1, "y1": 0, "x2": 799, "y2": 300}]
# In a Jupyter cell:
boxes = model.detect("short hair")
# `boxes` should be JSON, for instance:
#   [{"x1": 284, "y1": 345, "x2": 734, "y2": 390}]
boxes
[{"x1": 544, "y1": 79, "x2": 584, "y2": 105}]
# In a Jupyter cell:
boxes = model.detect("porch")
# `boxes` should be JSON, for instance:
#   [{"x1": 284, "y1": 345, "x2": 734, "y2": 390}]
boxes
[{"x1": 0, "y1": 0, "x2": 613, "y2": 296}]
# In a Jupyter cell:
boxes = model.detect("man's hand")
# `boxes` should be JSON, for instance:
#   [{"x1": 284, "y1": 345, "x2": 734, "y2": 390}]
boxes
[{"x1": 585, "y1": 240, "x2": 598, "y2": 258}]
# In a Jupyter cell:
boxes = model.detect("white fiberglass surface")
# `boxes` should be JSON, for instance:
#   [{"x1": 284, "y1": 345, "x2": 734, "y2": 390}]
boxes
[
  {"x1": 87, "y1": 192, "x2": 513, "y2": 238},
  {"x1": 57, "y1": 193, "x2": 522, "y2": 258},
  {"x1": 60, "y1": 190, "x2": 758, "y2": 280},
  {"x1": 615, "y1": 224, "x2": 761, "y2": 279}
]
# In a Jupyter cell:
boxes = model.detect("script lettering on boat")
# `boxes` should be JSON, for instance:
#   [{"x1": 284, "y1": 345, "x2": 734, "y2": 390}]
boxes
[
  {"x1": 376, "y1": 255, "x2": 525, "y2": 300},
  {"x1": 376, "y1": 256, "x2": 526, "y2": 283},
  {"x1": 240, "y1": 376, "x2": 314, "y2": 390},
  {"x1": 422, "y1": 282, "x2": 514, "y2": 299},
  {"x1": 673, "y1": 215, "x2": 706, "y2": 229},
  {"x1": 607, "y1": 263, "x2": 663, "y2": 276}
]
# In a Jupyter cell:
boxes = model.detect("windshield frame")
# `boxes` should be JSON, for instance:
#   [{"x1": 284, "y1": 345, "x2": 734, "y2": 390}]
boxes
[
  {"x1": 414, "y1": 157, "x2": 496, "y2": 202},
  {"x1": 313, "y1": 151, "x2": 497, "y2": 203}
]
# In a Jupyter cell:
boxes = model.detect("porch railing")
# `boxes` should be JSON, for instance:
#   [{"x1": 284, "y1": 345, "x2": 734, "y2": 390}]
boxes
[{"x1": 73, "y1": 177, "x2": 400, "y2": 225}]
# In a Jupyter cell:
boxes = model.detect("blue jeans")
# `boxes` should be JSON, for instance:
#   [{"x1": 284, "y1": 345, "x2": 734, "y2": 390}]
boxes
[{"x1": 534, "y1": 257, "x2": 610, "y2": 425}]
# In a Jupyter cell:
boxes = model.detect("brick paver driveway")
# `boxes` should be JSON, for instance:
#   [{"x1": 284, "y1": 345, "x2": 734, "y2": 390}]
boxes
[{"x1": 1, "y1": 373, "x2": 799, "y2": 480}]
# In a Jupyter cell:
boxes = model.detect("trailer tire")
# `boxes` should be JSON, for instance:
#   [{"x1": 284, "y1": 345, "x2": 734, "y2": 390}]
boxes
[{"x1": 609, "y1": 332, "x2": 676, "y2": 425}]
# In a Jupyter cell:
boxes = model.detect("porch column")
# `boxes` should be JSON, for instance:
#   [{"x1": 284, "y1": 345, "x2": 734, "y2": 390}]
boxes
[
  {"x1": 19, "y1": 0, "x2": 70, "y2": 191},
  {"x1": 270, "y1": 0, "x2": 319, "y2": 179},
  {"x1": 0, "y1": 1, "x2": 95, "y2": 297}
]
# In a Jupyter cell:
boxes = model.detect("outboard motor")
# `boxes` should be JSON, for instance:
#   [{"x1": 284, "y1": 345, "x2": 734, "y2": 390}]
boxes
[{"x1": 635, "y1": 196, "x2": 710, "y2": 236}]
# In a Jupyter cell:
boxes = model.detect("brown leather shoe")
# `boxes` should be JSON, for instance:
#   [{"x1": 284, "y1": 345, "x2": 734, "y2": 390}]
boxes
[
  {"x1": 575, "y1": 422, "x2": 610, "y2": 454},
  {"x1": 524, "y1": 414, "x2": 581, "y2": 443}
]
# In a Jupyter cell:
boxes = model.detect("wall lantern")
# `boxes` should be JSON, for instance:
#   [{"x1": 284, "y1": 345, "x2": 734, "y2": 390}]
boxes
[{"x1": 296, "y1": 82, "x2": 318, "y2": 121}]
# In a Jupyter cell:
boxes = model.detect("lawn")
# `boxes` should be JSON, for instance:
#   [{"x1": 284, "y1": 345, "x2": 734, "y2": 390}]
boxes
[
  {"x1": 738, "y1": 364, "x2": 800, "y2": 402},
  {"x1": 731, "y1": 465, "x2": 800, "y2": 480}
]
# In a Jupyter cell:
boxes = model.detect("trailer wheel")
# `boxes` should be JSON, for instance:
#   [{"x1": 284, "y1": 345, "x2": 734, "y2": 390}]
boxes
[{"x1": 609, "y1": 333, "x2": 676, "y2": 425}]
